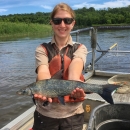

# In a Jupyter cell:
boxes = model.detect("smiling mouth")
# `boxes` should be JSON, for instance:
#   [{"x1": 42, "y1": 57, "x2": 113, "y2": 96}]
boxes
[{"x1": 59, "y1": 28, "x2": 66, "y2": 31}]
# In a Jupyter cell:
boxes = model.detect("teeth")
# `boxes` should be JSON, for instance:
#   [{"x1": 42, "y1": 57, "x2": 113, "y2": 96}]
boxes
[
  {"x1": 59, "y1": 28, "x2": 66, "y2": 31},
  {"x1": 59, "y1": 29, "x2": 66, "y2": 32}
]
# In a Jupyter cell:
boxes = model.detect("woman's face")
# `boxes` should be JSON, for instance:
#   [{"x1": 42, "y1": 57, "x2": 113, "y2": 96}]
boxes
[{"x1": 51, "y1": 10, "x2": 75, "y2": 39}]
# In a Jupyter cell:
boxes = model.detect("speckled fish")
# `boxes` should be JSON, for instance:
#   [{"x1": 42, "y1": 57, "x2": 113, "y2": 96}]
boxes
[{"x1": 16, "y1": 79, "x2": 120, "y2": 104}]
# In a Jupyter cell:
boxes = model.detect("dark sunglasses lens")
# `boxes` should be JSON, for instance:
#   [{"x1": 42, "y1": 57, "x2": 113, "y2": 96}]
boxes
[
  {"x1": 64, "y1": 18, "x2": 73, "y2": 24},
  {"x1": 52, "y1": 18, "x2": 74, "y2": 25},
  {"x1": 52, "y1": 18, "x2": 62, "y2": 25}
]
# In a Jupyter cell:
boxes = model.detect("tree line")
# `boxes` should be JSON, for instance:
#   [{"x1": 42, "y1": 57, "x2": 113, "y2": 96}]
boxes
[{"x1": 0, "y1": 6, "x2": 130, "y2": 27}]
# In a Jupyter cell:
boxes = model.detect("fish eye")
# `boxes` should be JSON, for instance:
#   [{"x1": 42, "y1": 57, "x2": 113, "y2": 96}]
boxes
[{"x1": 22, "y1": 90, "x2": 26, "y2": 94}]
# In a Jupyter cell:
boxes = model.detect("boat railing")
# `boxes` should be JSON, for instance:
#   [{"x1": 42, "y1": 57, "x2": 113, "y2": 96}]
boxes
[{"x1": 71, "y1": 26, "x2": 130, "y2": 75}]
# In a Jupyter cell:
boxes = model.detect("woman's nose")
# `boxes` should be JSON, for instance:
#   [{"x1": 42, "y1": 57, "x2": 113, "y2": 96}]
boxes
[{"x1": 60, "y1": 20, "x2": 66, "y2": 27}]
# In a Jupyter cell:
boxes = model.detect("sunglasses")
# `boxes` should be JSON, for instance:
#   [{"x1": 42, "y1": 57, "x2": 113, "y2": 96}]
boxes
[{"x1": 52, "y1": 18, "x2": 74, "y2": 25}]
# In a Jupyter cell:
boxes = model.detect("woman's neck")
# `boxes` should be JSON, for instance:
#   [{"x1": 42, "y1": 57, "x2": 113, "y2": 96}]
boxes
[{"x1": 54, "y1": 35, "x2": 69, "y2": 49}]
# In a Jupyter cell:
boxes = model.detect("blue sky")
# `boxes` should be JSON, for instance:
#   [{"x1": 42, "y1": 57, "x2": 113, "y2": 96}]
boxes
[{"x1": 0, "y1": 0, "x2": 130, "y2": 15}]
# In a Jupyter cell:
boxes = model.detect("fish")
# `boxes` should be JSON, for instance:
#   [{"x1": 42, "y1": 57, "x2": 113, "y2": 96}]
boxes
[{"x1": 16, "y1": 79, "x2": 121, "y2": 104}]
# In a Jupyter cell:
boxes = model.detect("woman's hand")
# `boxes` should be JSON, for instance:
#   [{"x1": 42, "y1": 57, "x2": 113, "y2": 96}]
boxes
[
  {"x1": 70, "y1": 88, "x2": 86, "y2": 99},
  {"x1": 34, "y1": 94, "x2": 52, "y2": 103}
]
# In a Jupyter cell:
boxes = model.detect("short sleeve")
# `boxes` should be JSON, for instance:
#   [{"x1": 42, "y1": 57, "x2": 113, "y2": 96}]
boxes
[{"x1": 35, "y1": 45, "x2": 49, "y2": 73}]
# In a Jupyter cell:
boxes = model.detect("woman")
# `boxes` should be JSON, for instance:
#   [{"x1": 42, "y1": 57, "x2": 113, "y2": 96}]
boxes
[{"x1": 32, "y1": 3, "x2": 87, "y2": 130}]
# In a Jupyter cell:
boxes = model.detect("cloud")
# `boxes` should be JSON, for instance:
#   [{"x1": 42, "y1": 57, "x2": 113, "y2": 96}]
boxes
[
  {"x1": 72, "y1": 0, "x2": 130, "y2": 10},
  {"x1": 41, "y1": 5, "x2": 53, "y2": 10},
  {"x1": 0, "y1": 0, "x2": 130, "y2": 15},
  {"x1": 1, "y1": 0, "x2": 130, "y2": 10},
  {"x1": 103, "y1": 0, "x2": 130, "y2": 8},
  {"x1": 0, "y1": 9, "x2": 7, "y2": 13}
]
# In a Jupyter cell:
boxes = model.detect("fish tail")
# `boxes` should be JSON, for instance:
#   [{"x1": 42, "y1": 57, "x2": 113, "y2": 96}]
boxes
[{"x1": 99, "y1": 84, "x2": 120, "y2": 104}]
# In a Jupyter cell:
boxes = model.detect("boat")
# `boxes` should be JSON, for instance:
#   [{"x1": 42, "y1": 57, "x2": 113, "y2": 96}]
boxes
[{"x1": 1, "y1": 26, "x2": 130, "y2": 130}]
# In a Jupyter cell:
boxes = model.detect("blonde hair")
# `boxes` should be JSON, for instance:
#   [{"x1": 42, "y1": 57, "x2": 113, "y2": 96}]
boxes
[{"x1": 50, "y1": 3, "x2": 75, "y2": 19}]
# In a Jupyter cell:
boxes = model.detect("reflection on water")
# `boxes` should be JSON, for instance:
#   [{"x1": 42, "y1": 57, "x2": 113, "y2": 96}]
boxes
[{"x1": 0, "y1": 30, "x2": 130, "y2": 128}]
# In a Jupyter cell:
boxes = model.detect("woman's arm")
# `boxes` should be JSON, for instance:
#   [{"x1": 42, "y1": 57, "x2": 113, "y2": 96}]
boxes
[{"x1": 68, "y1": 58, "x2": 86, "y2": 98}]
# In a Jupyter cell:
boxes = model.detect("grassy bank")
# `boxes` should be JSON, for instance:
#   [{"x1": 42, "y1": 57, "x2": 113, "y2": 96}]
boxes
[{"x1": 0, "y1": 22, "x2": 52, "y2": 41}]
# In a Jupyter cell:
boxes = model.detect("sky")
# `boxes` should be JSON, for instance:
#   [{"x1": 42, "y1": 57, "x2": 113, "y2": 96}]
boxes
[{"x1": 0, "y1": 0, "x2": 130, "y2": 15}]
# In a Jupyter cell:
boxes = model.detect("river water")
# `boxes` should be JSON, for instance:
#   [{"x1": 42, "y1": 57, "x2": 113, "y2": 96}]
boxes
[{"x1": 0, "y1": 29, "x2": 130, "y2": 128}]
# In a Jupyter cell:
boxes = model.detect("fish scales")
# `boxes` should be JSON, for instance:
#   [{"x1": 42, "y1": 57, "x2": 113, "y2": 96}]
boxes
[
  {"x1": 29, "y1": 79, "x2": 98, "y2": 97},
  {"x1": 17, "y1": 79, "x2": 121, "y2": 104}
]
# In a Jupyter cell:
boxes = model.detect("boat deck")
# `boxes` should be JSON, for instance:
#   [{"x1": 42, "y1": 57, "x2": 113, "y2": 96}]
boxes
[
  {"x1": 1, "y1": 75, "x2": 130, "y2": 130},
  {"x1": 83, "y1": 75, "x2": 130, "y2": 130},
  {"x1": 86, "y1": 75, "x2": 130, "y2": 103}
]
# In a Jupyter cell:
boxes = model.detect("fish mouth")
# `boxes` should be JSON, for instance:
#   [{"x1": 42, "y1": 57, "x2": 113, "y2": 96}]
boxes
[
  {"x1": 16, "y1": 89, "x2": 26, "y2": 95},
  {"x1": 16, "y1": 91, "x2": 22, "y2": 95}
]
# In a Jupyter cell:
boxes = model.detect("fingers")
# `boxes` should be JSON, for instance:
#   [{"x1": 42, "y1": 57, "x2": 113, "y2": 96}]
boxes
[
  {"x1": 71, "y1": 88, "x2": 85, "y2": 98},
  {"x1": 48, "y1": 97, "x2": 52, "y2": 103},
  {"x1": 34, "y1": 94, "x2": 52, "y2": 103}
]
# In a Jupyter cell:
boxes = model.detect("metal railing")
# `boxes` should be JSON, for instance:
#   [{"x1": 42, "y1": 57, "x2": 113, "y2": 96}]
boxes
[{"x1": 70, "y1": 26, "x2": 130, "y2": 72}]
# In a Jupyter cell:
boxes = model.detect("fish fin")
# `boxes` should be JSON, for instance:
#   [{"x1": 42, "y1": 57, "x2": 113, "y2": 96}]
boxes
[
  {"x1": 85, "y1": 92, "x2": 93, "y2": 94},
  {"x1": 43, "y1": 101, "x2": 49, "y2": 106},
  {"x1": 58, "y1": 96, "x2": 65, "y2": 105},
  {"x1": 99, "y1": 84, "x2": 120, "y2": 104},
  {"x1": 51, "y1": 69, "x2": 63, "y2": 79}
]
